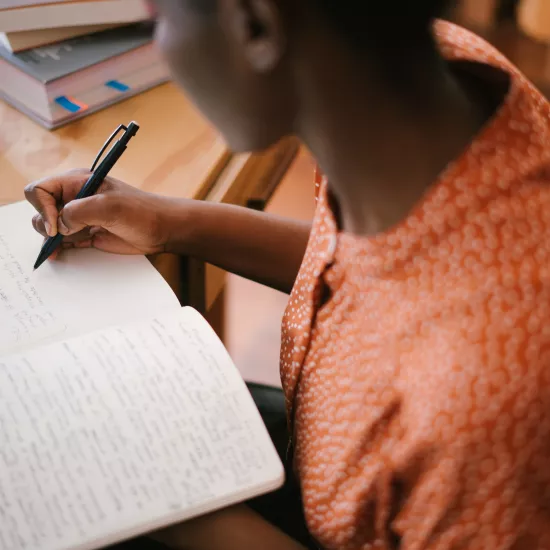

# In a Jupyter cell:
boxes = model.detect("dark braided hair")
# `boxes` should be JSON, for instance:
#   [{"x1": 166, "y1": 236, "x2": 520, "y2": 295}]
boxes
[
  {"x1": 316, "y1": 0, "x2": 453, "y2": 22},
  {"x1": 314, "y1": 0, "x2": 455, "y2": 50},
  {"x1": 186, "y1": 0, "x2": 455, "y2": 53}
]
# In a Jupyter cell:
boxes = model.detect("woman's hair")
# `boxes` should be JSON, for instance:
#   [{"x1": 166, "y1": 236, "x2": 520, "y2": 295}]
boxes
[
  {"x1": 316, "y1": 0, "x2": 452, "y2": 22},
  {"x1": 315, "y1": 0, "x2": 454, "y2": 51},
  {"x1": 188, "y1": 0, "x2": 454, "y2": 53}
]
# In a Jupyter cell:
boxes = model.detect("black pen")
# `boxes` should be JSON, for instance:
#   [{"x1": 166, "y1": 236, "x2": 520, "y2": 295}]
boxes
[{"x1": 33, "y1": 121, "x2": 140, "y2": 270}]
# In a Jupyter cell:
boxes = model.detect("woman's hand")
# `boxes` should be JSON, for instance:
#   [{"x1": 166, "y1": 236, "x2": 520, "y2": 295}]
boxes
[
  {"x1": 25, "y1": 170, "x2": 178, "y2": 257},
  {"x1": 26, "y1": 168, "x2": 311, "y2": 293}
]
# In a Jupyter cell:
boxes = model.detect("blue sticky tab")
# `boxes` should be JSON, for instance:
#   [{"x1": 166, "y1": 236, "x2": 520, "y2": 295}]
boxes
[
  {"x1": 55, "y1": 96, "x2": 82, "y2": 113},
  {"x1": 105, "y1": 80, "x2": 130, "y2": 92}
]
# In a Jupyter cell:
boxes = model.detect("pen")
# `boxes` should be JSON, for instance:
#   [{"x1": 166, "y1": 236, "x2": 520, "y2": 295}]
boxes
[{"x1": 33, "y1": 121, "x2": 140, "y2": 270}]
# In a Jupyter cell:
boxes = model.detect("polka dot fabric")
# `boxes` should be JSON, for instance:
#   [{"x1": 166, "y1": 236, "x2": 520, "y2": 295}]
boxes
[{"x1": 280, "y1": 21, "x2": 550, "y2": 550}]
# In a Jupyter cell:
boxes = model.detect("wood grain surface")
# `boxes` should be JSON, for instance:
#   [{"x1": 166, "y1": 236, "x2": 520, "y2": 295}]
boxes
[{"x1": 0, "y1": 82, "x2": 230, "y2": 206}]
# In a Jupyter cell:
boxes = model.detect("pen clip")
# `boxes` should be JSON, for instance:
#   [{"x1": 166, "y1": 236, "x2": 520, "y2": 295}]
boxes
[{"x1": 90, "y1": 124, "x2": 128, "y2": 172}]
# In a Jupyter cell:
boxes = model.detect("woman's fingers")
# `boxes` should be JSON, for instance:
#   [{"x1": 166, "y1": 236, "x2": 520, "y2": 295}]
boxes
[
  {"x1": 34, "y1": 213, "x2": 96, "y2": 251},
  {"x1": 32, "y1": 213, "x2": 48, "y2": 238},
  {"x1": 25, "y1": 170, "x2": 91, "y2": 237}
]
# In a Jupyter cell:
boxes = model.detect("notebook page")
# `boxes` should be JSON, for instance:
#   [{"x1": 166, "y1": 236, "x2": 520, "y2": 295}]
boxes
[
  {"x1": 0, "y1": 231, "x2": 64, "y2": 354},
  {"x1": 0, "y1": 307, "x2": 284, "y2": 550},
  {"x1": 0, "y1": 201, "x2": 180, "y2": 356}
]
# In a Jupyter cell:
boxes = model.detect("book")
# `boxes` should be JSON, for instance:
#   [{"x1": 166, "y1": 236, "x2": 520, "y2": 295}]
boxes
[
  {"x1": 0, "y1": 24, "x2": 170, "y2": 129},
  {"x1": 2, "y1": 0, "x2": 85, "y2": 6},
  {"x1": 0, "y1": 0, "x2": 150, "y2": 33},
  {"x1": 0, "y1": 200, "x2": 285, "y2": 550},
  {"x1": 0, "y1": 24, "x2": 117, "y2": 53}
]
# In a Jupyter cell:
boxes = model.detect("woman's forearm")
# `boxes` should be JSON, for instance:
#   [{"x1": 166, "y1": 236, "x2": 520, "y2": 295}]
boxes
[
  {"x1": 152, "y1": 504, "x2": 307, "y2": 550},
  {"x1": 164, "y1": 200, "x2": 311, "y2": 294}
]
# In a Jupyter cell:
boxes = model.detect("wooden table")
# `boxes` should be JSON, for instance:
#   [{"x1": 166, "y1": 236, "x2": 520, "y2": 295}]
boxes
[{"x1": 0, "y1": 82, "x2": 299, "y2": 334}]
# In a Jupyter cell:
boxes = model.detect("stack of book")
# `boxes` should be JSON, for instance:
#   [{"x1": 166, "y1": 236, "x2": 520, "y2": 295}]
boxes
[{"x1": 0, "y1": 0, "x2": 170, "y2": 129}]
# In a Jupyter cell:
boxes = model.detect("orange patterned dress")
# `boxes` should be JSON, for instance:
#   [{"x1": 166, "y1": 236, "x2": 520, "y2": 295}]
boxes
[{"x1": 280, "y1": 21, "x2": 550, "y2": 550}]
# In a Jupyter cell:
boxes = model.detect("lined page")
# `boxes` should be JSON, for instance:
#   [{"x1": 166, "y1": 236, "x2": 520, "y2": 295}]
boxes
[
  {"x1": 0, "y1": 201, "x2": 180, "y2": 355},
  {"x1": 0, "y1": 307, "x2": 284, "y2": 550},
  {"x1": 0, "y1": 232, "x2": 65, "y2": 352}
]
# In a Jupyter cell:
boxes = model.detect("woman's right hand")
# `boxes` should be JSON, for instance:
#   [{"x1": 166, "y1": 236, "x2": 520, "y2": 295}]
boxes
[
  {"x1": 25, "y1": 168, "x2": 312, "y2": 294},
  {"x1": 25, "y1": 170, "x2": 175, "y2": 257}
]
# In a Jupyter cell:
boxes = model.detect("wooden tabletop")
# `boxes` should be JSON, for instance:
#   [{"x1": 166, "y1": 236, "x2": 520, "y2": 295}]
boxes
[
  {"x1": 0, "y1": 82, "x2": 230, "y2": 206},
  {"x1": 0, "y1": 81, "x2": 299, "y2": 315}
]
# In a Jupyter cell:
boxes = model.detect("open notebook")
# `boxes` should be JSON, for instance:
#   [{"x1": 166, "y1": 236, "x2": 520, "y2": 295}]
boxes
[{"x1": 0, "y1": 201, "x2": 284, "y2": 550}]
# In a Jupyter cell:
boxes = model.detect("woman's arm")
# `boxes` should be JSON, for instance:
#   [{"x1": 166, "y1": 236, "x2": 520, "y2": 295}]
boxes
[
  {"x1": 25, "y1": 171, "x2": 311, "y2": 294},
  {"x1": 152, "y1": 505, "x2": 307, "y2": 550},
  {"x1": 166, "y1": 200, "x2": 311, "y2": 294}
]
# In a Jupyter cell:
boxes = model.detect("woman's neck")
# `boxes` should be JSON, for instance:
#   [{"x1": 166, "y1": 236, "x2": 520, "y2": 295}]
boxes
[{"x1": 297, "y1": 45, "x2": 498, "y2": 236}]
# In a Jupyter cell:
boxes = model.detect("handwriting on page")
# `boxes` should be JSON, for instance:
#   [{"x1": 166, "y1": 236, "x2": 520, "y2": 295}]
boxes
[
  {"x1": 0, "y1": 235, "x2": 65, "y2": 354},
  {"x1": 0, "y1": 311, "x2": 278, "y2": 550}
]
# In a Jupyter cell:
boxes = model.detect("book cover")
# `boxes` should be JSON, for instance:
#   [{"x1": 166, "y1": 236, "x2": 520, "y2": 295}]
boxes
[
  {"x1": 0, "y1": 22, "x2": 154, "y2": 83},
  {"x1": 0, "y1": 24, "x2": 118, "y2": 53},
  {"x1": 1, "y1": 0, "x2": 72, "y2": 8}
]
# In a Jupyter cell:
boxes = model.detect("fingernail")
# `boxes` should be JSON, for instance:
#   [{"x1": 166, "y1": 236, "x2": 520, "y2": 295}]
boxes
[
  {"x1": 45, "y1": 221, "x2": 54, "y2": 237},
  {"x1": 58, "y1": 219, "x2": 69, "y2": 235}
]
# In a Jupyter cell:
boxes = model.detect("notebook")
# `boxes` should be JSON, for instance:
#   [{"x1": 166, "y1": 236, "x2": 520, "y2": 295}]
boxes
[
  {"x1": 0, "y1": 201, "x2": 285, "y2": 550},
  {"x1": 0, "y1": 0, "x2": 150, "y2": 33},
  {"x1": 0, "y1": 24, "x2": 170, "y2": 129}
]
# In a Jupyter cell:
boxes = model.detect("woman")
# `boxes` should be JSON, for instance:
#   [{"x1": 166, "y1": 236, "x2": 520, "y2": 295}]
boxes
[{"x1": 26, "y1": 0, "x2": 550, "y2": 548}]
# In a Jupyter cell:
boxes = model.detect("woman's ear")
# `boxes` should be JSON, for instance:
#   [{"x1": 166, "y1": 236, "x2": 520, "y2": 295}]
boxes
[{"x1": 225, "y1": 0, "x2": 286, "y2": 73}]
